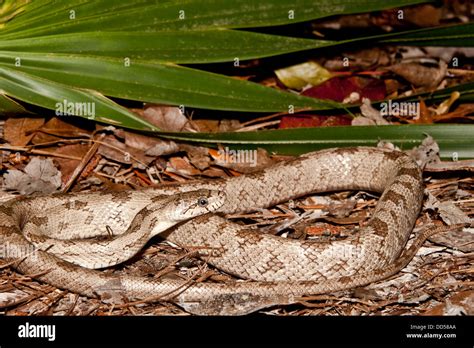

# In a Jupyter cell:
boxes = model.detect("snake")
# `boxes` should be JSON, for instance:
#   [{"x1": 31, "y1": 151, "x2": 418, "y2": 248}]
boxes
[
  {"x1": 20, "y1": 189, "x2": 226, "y2": 269},
  {"x1": 0, "y1": 146, "x2": 446, "y2": 315}
]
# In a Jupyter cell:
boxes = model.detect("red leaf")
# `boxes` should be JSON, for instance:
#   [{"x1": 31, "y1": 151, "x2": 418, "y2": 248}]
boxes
[
  {"x1": 279, "y1": 114, "x2": 351, "y2": 129},
  {"x1": 302, "y1": 76, "x2": 385, "y2": 102}
]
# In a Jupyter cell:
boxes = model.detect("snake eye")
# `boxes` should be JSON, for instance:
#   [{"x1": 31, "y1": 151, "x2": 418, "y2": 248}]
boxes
[{"x1": 198, "y1": 197, "x2": 208, "y2": 207}]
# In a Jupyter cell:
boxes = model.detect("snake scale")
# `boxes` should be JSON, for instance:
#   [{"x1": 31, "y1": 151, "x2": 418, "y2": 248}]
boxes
[{"x1": 0, "y1": 147, "x2": 435, "y2": 315}]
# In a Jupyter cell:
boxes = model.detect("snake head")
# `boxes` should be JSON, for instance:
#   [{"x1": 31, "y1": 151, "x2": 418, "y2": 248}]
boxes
[{"x1": 168, "y1": 189, "x2": 226, "y2": 221}]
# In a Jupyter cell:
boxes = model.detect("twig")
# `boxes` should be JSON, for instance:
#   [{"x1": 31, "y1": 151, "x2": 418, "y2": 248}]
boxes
[
  {"x1": 237, "y1": 107, "x2": 312, "y2": 128},
  {"x1": 235, "y1": 120, "x2": 280, "y2": 132},
  {"x1": 62, "y1": 134, "x2": 105, "y2": 192}
]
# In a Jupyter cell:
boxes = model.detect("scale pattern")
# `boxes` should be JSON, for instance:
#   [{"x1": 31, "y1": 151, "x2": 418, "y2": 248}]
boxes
[{"x1": 0, "y1": 147, "x2": 425, "y2": 315}]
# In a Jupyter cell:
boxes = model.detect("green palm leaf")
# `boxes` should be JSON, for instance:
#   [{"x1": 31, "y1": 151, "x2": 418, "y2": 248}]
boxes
[
  {"x1": 2, "y1": 0, "x2": 471, "y2": 132},
  {"x1": 159, "y1": 124, "x2": 474, "y2": 160}
]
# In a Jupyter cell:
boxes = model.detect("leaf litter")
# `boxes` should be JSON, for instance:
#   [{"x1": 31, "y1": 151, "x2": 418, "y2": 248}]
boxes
[{"x1": 0, "y1": 1, "x2": 473, "y2": 316}]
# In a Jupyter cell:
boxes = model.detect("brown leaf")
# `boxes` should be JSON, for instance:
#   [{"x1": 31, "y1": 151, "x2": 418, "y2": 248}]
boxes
[
  {"x1": 280, "y1": 115, "x2": 351, "y2": 129},
  {"x1": 4, "y1": 117, "x2": 45, "y2": 146},
  {"x1": 179, "y1": 144, "x2": 211, "y2": 171},
  {"x1": 192, "y1": 119, "x2": 241, "y2": 132},
  {"x1": 132, "y1": 105, "x2": 197, "y2": 132},
  {"x1": 428, "y1": 229, "x2": 474, "y2": 253},
  {"x1": 31, "y1": 117, "x2": 93, "y2": 145},
  {"x1": 404, "y1": 5, "x2": 441, "y2": 27},
  {"x1": 210, "y1": 147, "x2": 274, "y2": 173},
  {"x1": 98, "y1": 135, "x2": 154, "y2": 169},
  {"x1": 325, "y1": 48, "x2": 390, "y2": 71},
  {"x1": 353, "y1": 98, "x2": 390, "y2": 126},
  {"x1": 302, "y1": 76, "x2": 386, "y2": 102},
  {"x1": 201, "y1": 167, "x2": 227, "y2": 178},
  {"x1": 433, "y1": 104, "x2": 474, "y2": 122},
  {"x1": 424, "y1": 291, "x2": 474, "y2": 315},
  {"x1": 167, "y1": 157, "x2": 201, "y2": 176},
  {"x1": 192, "y1": 120, "x2": 220, "y2": 132},
  {"x1": 145, "y1": 140, "x2": 180, "y2": 157},
  {"x1": 305, "y1": 223, "x2": 342, "y2": 237},
  {"x1": 124, "y1": 131, "x2": 179, "y2": 157},
  {"x1": 49, "y1": 144, "x2": 91, "y2": 184},
  {"x1": 3, "y1": 157, "x2": 62, "y2": 194},
  {"x1": 386, "y1": 61, "x2": 447, "y2": 88}
]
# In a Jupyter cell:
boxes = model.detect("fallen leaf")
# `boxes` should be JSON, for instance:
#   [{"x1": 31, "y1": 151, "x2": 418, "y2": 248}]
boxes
[
  {"x1": 192, "y1": 119, "x2": 220, "y2": 132},
  {"x1": 406, "y1": 135, "x2": 440, "y2": 168},
  {"x1": 436, "y1": 201, "x2": 472, "y2": 225},
  {"x1": 424, "y1": 291, "x2": 474, "y2": 315},
  {"x1": 325, "y1": 48, "x2": 390, "y2": 71},
  {"x1": 145, "y1": 140, "x2": 180, "y2": 157},
  {"x1": 353, "y1": 98, "x2": 390, "y2": 125},
  {"x1": 435, "y1": 92, "x2": 461, "y2": 116},
  {"x1": 133, "y1": 105, "x2": 197, "y2": 132},
  {"x1": 275, "y1": 61, "x2": 332, "y2": 89},
  {"x1": 210, "y1": 147, "x2": 274, "y2": 173},
  {"x1": 48, "y1": 144, "x2": 91, "y2": 184},
  {"x1": 124, "y1": 131, "x2": 179, "y2": 157},
  {"x1": 425, "y1": 47, "x2": 474, "y2": 62},
  {"x1": 4, "y1": 117, "x2": 44, "y2": 146},
  {"x1": 384, "y1": 79, "x2": 401, "y2": 96},
  {"x1": 0, "y1": 291, "x2": 29, "y2": 307},
  {"x1": 31, "y1": 117, "x2": 93, "y2": 145},
  {"x1": 404, "y1": 4, "x2": 441, "y2": 27},
  {"x1": 279, "y1": 115, "x2": 351, "y2": 129},
  {"x1": 179, "y1": 144, "x2": 211, "y2": 171},
  {"x1": 428, "y1": 228, "x2": 474, "y2": 253},
  {"x1": 201, "y1": 167, "x2": 227, "y2": 178},
  {"x1": 386, "y1": 60, "x2": 447, "y2": 88},
  {"x1": 433, "y1": 103, "x2": 474, "y2": 122},
  {"x1": 3, "y1": 157, "x2": 62, "y2": 194},
  {"x1": 98, "y1": 135, "x2": 154, "y2": 169},
  {"x1": 167, "y1": 157, "x2": 201, "y2": 177},
  {"x1": 305, "y1": 223, "x2": 342, "y2": 237},
  {"x1": 302, "y1": 76, "x2": 385, "y2": 102}
]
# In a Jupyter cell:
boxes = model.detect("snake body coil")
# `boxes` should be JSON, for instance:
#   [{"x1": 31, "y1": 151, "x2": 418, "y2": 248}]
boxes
[{"x1": 0, "y1": 147, "x2": 425, "y2": 315}]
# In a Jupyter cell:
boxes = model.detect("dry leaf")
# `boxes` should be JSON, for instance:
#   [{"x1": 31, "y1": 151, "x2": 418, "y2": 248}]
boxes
[
  {"x1": 4, "y1": 117, "x2": 45, "y2": 146},
  {"x1": 201, "y1": 167, "x2": 227, "y2": 178},
  {"x1": 425, "y1": 291, "x2": 474, "y2": 315},
  {"x1": 124, "y1": 131, "x2": 179, "y2": 157},
  {"x1": 50, "y1": 144, "x2": 91, "y2": 184},
  {"x1": 353, "y1": 98, "x2": 390, "y2": 125},
  {"x1": 406, "y1": 136, "x2": 440, "y2": 168},
  {"x1": 145, "y1": 140, "x2": 180, "y2": 157},
  {"x1": 0, "y1": 291, "x2": 28, "y2": 307},
  {"x1": 137, "y1": 105, "x2": 197, "y2": 132},
  {"x1": 433, "y1": 103, "x2": 474, "y2": 122},
  {"x1": 167, "y1": 157, "x2": 201, "y2": 176},
  {"x1": 386, "y1": 60, "x2": 447, "y2": 88},
  {"x1": 428, "y1": 228, "x2": 474, "y2": 253},
  {"x1": 211, "y1": 147, "x2": 274, "y2": 173},
  {"x1": 3, "y1": 157, "x2": 62, "y2": 194},
  {"x1": 179, "y1": 144, "x2": 211, "y2": 171},
  {"x1": 31, "y1": 117, "x2": 93, "y2": 144},
  {"x1": 275, "y1": 61, "x2": 332, "y2": 89},
  {"x1": 97, "y1": 135, "x2": 154, "y2": 169},
  {"x1": 190, "y1": 119, "x2": 242, "y2": 133},
  {"x1": 404, "y1": 5, "x2": 441, "y2": 27},
  {"x1": 436, "y1": 201, "x2": 472, "y2": 225}
]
